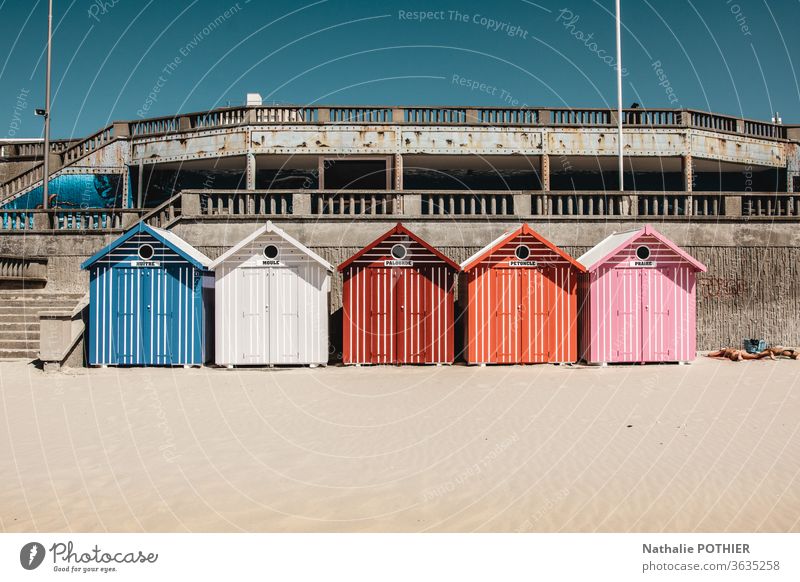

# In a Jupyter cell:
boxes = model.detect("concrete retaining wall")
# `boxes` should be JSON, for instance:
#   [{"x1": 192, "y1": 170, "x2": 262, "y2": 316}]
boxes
[{"x1": 2, "y1": 221, "x2": 798, "y2": 355}]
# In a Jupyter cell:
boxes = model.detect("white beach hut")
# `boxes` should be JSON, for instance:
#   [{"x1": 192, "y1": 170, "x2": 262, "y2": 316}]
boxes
[{"x1": 210, "y1": 221, "x2": 332, "y2": 366}]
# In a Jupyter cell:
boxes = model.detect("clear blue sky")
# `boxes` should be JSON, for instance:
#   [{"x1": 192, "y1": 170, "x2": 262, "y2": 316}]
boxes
[{"x1": 1, "y1": 0, "x2": 798, "y2": 139}]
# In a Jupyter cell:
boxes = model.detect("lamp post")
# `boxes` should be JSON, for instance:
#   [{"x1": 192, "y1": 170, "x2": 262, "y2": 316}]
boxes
[
  {"x1": 42, "y1": 0, "x2": 53, "y2": 209},
  {"x1": 615, "y1": 0, "x2": 623, "y2": 192}
]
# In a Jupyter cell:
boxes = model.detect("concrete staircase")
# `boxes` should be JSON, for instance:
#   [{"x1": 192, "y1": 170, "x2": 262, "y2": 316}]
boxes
[{"x1": 0, "y1": 292, "x2": 85, "y2": 359}]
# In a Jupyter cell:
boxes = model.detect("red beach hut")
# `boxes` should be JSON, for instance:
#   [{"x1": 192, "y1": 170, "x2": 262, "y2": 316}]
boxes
[
  {"x1": 339, "y1": 223, "x2": 459, "y2": 365},
  {"x1": 577, "y1": 224, "x2": 707, "y2": 364},
  {"x1": 460, "y1": 224, "x2": 586, "y2": 364}
]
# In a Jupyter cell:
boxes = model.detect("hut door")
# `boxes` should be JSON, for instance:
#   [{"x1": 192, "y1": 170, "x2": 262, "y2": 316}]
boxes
[
  {"x1": 270, "y1": 267, "x2": 300, "y2": 364},
  {"x1": 369, "y1": 268, "x2": 393, "y2": 363},
  {"x1": 641, "y1": 268, "x2": 676, "y2": 361},
  {"x1": 525, "y1": 268, "x2": 550, "y2": 363},
  {"x1": 612, "y1": 269, "x2": 642, "y2": 362},
  {"x1": 398, "y1": 268, "x2": 427, "y2": 363},
  {"x1": 494, "y1": 269, "x2": 517, "y2": 363},
  {"x1": 240, "y1": 268, "x2": 267, "y2": 363},
  {"x1": 114, "y1": 267, "x2": 141, "y2": 364}
]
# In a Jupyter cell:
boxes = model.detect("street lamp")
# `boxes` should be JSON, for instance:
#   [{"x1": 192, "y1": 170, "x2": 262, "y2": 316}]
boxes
[
  {"x1": 615, "y1": 0, "x2": 624, "y2": 192},
  {"x1": 42, "y1": 0, "x2": 53, "y2": 209}
]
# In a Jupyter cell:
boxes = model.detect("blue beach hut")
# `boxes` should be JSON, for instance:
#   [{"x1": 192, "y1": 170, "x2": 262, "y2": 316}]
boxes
[{"x1": 81, "y1": 223, "x2": 213, "y2": 366}]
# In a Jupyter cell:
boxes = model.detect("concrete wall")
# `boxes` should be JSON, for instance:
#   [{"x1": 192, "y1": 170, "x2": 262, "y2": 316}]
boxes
[
  {"x1": 2, "y1": 220, "x2": 798, "y2": 354},
  {"x1": 0, "y1": 160, "x2": 38, "y2": 184}
]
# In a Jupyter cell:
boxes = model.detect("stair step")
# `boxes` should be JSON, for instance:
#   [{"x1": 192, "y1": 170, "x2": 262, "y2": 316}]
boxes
[
  {"x1": 0, "y1": 338, "x2": 40, "y2": 346},
  {"x1": 0, "y1": 294, "x2": 84, "y2": 359},
  {"x1": 0, "y1": 314, "x2": 49, "y2": 323},
  {"x1": 0, "y1": 331, "x2": 40, "y2": 340},
  {"x1": 0, "y1": 349, "x2": 37, "y2": 359},
  {"x1": 0, "y1": 323, "x2": 40, "y2": 332}
]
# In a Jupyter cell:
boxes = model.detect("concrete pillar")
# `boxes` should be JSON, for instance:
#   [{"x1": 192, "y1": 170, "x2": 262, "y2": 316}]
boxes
[
  {"x1": 246, "y1": 152, "x2": 256, "y2": 190},
  {"x1": 180, "y1": 191, "x2": 201, "y2": 216},
  {"x1": 121, "y1": 166, "x2": 130, "y2": 208},
  {"x1": 725, "y1": 195, "x2": 742, "y2": 216},
  {"x1": 682, "y1": 154, "x2": 693, "y2": 216},
  {"x1": 513, "y1": 193, "x2": 532, "y2": 216},
  {"x1": 137, "y1": 164, "x2": 144, "y2": 208},
  {"x1": 394, "y1": 154, "x2": 403, "y2": 190},
  {"x1": 122, "y1": 212, "x2": 139, "y2": 228},
  {"x1": 682, "y1": 154, "x2": 693, "y2": 192},
  {"x1": 621, "y1": 194, "x2": 638, "y2": 216},
  {"x1": 112, "y1": 122, "x2": 130, "y2": 138},
  {"x1": 402, "y1": 194, "x2": 422, "y2": 216},
  {"x1": 39, "y1": 311, "x2": 71, "y2": 363},
  {"x1": 33, "y1": 212, "x2": 49, "y2": 230},
  {"x1": 540, "y1": 154, "x2": 550, "y2": 191},
  {"x1": 292, "y1": 192, "x2": 311, "y2": 215}
]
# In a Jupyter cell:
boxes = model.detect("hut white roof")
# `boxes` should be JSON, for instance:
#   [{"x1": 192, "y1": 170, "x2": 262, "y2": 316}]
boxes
[{"x1": 209, "y1": 221, "x2": 333, "y2": 271}]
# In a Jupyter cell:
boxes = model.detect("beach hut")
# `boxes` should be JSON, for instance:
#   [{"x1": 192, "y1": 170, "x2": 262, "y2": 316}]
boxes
[
  {"x1": 460, "y1": 224, "x2": 586, "y2": 364},
  {"x1": 339, "y1": 223, "x2": 459, "y2": 365},
  {"x1": 210, "y1": 221, "x2": 332, "y2": 367},
  {"x1": 577, "y1": 224, "x2": 707, "y2": 364},
  {"x1": 81, "y1": 223, "x2": 213, "y2": 366}
]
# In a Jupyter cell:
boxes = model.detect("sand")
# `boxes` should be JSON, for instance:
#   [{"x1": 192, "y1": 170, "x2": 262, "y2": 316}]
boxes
[{"x1": 0, "y1": 357, "x2": 798, "y2": 533}]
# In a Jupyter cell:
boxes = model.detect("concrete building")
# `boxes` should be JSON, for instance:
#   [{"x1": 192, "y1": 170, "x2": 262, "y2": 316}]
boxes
[{"x1": 1, "y1": 101, "x2": 798, "y2": 364}]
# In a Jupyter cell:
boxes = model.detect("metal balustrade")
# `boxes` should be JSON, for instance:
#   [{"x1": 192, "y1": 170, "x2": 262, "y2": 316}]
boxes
[
  {"x1": 422, "y1": 193, "x2": 514, "y2": 215},
  {"x1": 0, "y1": 208, "x2": 141, "y2": 231},
  {"x1": 543, "y1": 193, "x2": 626, "y2": 216},
  {"x1": 743, "y1": 195, "x2": 800, "y2": 217},
  {"x1": 312, "y1": 191, "x2": 392, "y2": 215},
  {"x1": 692, "y1": 195, "x2": 725, "y2": 216},
  {"x1": 2, "y1": 190, "x2": 799, "y2": 232},
  {"x1": 638, "y1": 193, "x2": 690, "y2": 216},
  {"x1": 201, "y1": 191, "x2": 293, "y2": 215},
  {"x1": 0, "y1": 254, "x2": 47, "y2": 282}
]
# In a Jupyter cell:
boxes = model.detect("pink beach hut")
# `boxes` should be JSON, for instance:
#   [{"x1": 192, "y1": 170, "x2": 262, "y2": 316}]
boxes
[{"x1": 577, "y1": 225, "x2": 707, "y2": 364}]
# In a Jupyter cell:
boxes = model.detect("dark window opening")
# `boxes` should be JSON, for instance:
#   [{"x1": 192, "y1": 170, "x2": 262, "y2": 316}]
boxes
[
  {"x1": 138, "y1": 244, "x2": 155, "y2": 260},
  {"x1": 390, "y1": 244, "x2": 407, "y2": 260},
  {"x1": 264, "y1": 245, "x2": 279, "y2": 259},
  {"x1": 514, "y1": 245, "x2": 530, "y2": 260},
  {"x1": 324, "y1": 160, "x2": 388, "y2": 190}
]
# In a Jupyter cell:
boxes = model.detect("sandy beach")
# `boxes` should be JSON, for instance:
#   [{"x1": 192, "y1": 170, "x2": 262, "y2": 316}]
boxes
[{"x1": 0, "y1": 357, "x2": 797, "y2": 533}]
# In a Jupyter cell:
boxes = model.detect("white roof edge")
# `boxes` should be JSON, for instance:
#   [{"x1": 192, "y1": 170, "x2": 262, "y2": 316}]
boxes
[
  {"x1": 576, "y1": 227, "x2": 642, "y2": 270},
  {"x1": 150, "y1": 225, "x2": 213, "y2": 268},
  {"x1": 209, "y1": 221, "x2": 333, "y2": 271},
  {"x1": 460, "y1": 229, "x2": 514, "y2": 269}
]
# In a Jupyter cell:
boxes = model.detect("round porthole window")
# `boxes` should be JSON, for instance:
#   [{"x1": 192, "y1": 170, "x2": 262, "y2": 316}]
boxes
[
  {"x1": 390, "y1": 244, "x2": 408, "y2": 260},
  {"x1": 138, "y1": 244, "x2": 154, "y2": 261},
  {"x1": 636, "y1": 245, "x2": 651, "y2": 261},
  {"x1": 514, "y1": 245, "x2": 531, "y2": 261},
  {"x1": 263, "y1": 244, "x2": 279, "y2": 260}
]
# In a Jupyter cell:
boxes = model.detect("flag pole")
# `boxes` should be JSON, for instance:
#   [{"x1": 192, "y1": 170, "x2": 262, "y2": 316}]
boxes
[
  {"x1": 42, "y1": 0, "x2": 53, "y2": 209},
  {"x1": 615, "y1": 0, "x2": 623, "y2": 192}
]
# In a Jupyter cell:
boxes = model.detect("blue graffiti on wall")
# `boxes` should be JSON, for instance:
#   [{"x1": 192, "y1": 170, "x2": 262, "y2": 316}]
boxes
[{"x1": 2, "y1": 174, "x2": 124, "y2": 210}]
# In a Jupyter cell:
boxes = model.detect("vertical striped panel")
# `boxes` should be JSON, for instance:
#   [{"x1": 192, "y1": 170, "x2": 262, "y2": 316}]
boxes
[
  {"x1": 579, "y1": 240, "x2": 701, "y2": 364},
  {"x1": 462, "y1": 264, "x2": 580, "y2": 364},
  {"x1": 213, "y1": 233, "x2": 330, "y2": 366},
  {"x1": 87, "y1": 232, "x2": 207, "y2": 366},
  {"x1": 342, "y1": 235, "x2": 455, "y2": 365}
]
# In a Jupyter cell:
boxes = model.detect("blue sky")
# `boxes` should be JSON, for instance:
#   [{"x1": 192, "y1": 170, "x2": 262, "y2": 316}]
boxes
[{"x1": 1, "y1": 0, "x2": 798, "y2": 139}]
